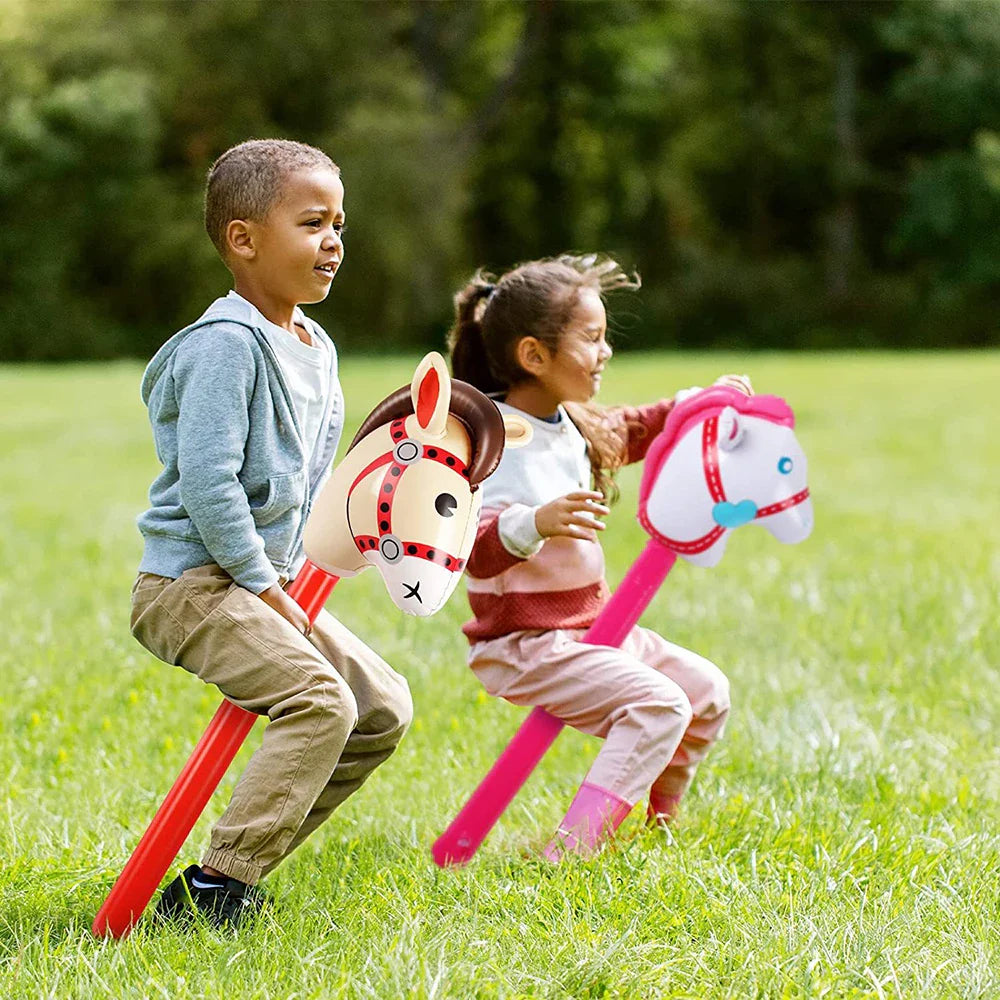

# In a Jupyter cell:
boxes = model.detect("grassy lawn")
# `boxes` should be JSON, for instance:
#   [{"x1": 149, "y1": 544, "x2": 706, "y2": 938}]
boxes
[{"x1": 1, "y1": 351, "x2": 997, "y2": 999}]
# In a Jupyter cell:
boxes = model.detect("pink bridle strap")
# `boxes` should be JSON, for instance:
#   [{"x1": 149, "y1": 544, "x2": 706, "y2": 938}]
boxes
[
  {"x1": 348, "y1": 418, "x2": 469, "y2": 569},
  {"x1": 640, "y1": 406, "x2": 809, "y2": 556}
]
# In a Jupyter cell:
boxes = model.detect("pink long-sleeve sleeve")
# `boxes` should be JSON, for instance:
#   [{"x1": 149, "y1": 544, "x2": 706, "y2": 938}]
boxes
[{"x1": 465, "y1": 508, "x2": 528, "y2": 580}]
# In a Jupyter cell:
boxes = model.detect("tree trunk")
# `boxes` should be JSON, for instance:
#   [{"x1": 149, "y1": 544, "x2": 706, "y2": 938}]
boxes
[{"x1": 826, "y1": 41, "x2": 860, "y2": 304}]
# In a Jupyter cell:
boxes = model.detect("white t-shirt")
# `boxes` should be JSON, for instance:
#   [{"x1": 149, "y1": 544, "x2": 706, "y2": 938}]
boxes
[
  {"x1": 226, "y1": 291, "x2": 331, "y2": 463},
  {"x1": 484, "y1": 400, "x2": 594, "y2": 558}
]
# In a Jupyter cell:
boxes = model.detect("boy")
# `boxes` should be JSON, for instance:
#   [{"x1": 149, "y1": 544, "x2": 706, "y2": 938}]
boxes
[{"x1": 130, "y1": 139, "x2": 412, "y2": 928}]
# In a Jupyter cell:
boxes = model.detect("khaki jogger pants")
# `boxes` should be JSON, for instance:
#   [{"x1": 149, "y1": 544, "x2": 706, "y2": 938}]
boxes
[
  {"x1": 130, "y1": 564, "x2": 412, "y2": 884},
  {"x1": 469, "y1": 626, "x2": 730, "y2": 806}
]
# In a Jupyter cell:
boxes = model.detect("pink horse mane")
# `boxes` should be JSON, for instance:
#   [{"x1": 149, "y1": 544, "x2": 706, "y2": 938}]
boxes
[{"x1": 639, "y1": 386, "x2": 795, "y2": 505}]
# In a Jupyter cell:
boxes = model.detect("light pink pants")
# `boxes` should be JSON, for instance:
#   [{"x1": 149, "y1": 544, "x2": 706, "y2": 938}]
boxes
[{"x1": 469, "y1": 626, "x2": 730, "y2": 806}]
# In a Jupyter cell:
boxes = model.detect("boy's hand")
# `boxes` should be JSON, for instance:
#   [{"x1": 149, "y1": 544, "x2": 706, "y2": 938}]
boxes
[
  {"x1": 535, "y1": 491, "x2": 610, "y2": 542},
  {"x1": 257, "y1": 583, "x2": 312, "y2": 637}
]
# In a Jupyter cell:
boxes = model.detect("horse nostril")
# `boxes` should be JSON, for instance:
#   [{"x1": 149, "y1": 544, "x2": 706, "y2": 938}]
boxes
[
  {"x1": 379, "y1": 534, "x2": 404, "y2": 564},
  {"x1": 402, "y1": 581, "x2": 422, "y2": 603}
]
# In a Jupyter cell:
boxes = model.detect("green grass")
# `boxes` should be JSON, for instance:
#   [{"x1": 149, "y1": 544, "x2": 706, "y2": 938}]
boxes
[{"x1": 1, "y1": 351, "x2": 998, "y2": 999}]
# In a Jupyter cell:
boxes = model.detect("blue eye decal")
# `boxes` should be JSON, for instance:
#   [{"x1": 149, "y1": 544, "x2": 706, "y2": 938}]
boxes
[{"x1": 777, "y1": 456, "x2": 793, "y2": 475}]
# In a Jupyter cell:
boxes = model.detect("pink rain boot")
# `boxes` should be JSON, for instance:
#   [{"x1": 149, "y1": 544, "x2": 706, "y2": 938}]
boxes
[
  {"x1": 646, "y1": 789, "x2": 683, "y2": 829},
  {"x1": 647, "y1": 764, "x2": 695, "y2": 830},
  {"x1": 542, "y1": 781, "x2": 633, "y2": 862}
]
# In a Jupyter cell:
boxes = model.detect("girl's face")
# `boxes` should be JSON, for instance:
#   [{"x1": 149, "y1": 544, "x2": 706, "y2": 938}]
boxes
[{"x1": 539, "y1": 287, "x2": 613, "y2": 404}]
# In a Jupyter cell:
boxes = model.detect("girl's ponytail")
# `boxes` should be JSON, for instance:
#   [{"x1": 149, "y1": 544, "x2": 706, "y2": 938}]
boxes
[{"x1": 447, "y1": 274, "x2": 505, "y2": 393}]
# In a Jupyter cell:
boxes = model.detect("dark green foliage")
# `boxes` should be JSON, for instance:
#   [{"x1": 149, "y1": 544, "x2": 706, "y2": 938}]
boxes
[{"x1": 1, "y1": 0, "x2": 998, "y2": 360}]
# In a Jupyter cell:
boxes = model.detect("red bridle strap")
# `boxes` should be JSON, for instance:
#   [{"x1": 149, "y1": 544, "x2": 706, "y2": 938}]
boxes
[
  {"x1": 353, "y1": 535, "x2": 466, "y2": 571},
  {"x1": 702, "y1": 416, "x2": 726, "y2": 503},
  {"x1": 756, "y1": 489, "x2": 810, "y2": 519}
]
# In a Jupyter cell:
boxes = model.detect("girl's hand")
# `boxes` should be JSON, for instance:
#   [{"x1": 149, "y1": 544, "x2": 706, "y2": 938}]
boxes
[
  {"x1": 715, "y1": 373, "x2": 753, "y2": 395},
  {"x1": 674, "y1": 385, "x2": 703, "y2": 404},
  {"x1": 535, "y1": 491, "x2": 610, "y2": 542},
  {"x1": 257, "y1": 583, "x2": 312, "y2": 636}
]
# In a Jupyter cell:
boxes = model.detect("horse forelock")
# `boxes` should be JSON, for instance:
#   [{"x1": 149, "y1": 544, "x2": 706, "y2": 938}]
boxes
[
  {"x1": 639, "y1": 387, "x2": 796, "y2": 504},
  {"x1": 347, "y1": 379, "x2": 504, "y2": 489},
  {"x1": 347, "y1": 386, "x2": 412, "y2": 452},
  {"x1": 741, "y1": 393, "x2": 795, "y2": 428},
  {"x1": 400, "y1": 413, "x2": 473, "y2": 459}
]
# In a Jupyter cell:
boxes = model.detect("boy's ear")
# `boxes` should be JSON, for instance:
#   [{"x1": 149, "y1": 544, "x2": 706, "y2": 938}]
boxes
[
  {"x1": 514, "y1": 336, "x2": 549, "y2": 376},
  {"x1": 225, "y1": 219, "x2": 256, "y2": 261}
]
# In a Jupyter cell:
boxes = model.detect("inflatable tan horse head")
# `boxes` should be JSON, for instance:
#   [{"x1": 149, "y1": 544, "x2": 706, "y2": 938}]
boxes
[{"x1": 304, "y1": 353, "x2": 531, "y2": 616}]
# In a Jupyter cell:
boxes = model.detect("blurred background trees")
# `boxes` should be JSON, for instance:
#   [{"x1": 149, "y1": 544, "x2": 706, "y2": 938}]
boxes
[{"x1": 1, "y1": 0, "x2": 998, "y2": 360}]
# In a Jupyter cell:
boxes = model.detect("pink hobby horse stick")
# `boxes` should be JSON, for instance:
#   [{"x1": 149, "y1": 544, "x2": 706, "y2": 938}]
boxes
[
  {"x1": 92, "y1": 561, "x2": 337, "y2": 939},
  {"x1": 432, "y1": 541, "x2": 676, "y2": 867},
  {"x1": 433, "y1": 386, "x2": 813, "y2": 866}
]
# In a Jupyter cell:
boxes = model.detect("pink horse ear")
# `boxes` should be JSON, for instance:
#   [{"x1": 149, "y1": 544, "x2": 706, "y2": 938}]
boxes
[
  {"x1": 717, "y1": 406, "x2": 746, "y2": 451},
  {"x1": 411, "y1": 352, "x2": 451, "y2": 438}
]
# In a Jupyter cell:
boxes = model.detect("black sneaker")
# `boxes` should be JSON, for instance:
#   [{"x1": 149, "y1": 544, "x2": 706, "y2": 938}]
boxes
[{"x1": 156, "y1": 864, "x2": 264, "y2": 929}]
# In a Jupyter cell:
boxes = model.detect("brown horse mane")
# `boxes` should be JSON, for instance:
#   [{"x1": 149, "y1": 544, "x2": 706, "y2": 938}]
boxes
[{"x1": 347, "y1": 379, "x2": 506, "y2": 489}]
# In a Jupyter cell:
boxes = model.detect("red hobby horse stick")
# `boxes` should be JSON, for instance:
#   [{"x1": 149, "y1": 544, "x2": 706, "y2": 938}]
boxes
[
  {"x1": 92, "y1": 561, "x2": 337, "y2": 939},
  {"x1": 93, "y1": 353, "x2": 525, "y2": 935}
]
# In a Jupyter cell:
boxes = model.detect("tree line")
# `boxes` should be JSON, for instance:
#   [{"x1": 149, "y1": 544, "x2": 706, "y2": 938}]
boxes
[{"x1": 2, "y1": 0, "x2": 999, "y2": 361}]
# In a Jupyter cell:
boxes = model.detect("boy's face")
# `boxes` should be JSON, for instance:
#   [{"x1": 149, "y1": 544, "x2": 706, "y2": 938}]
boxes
[{"x1": 237, "y1": 167, "x2": 345, "y2": 308}]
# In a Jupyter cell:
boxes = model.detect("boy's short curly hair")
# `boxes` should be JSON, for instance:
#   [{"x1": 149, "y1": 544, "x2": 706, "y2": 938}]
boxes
[{"x1": 204, "y1": 139, "x2": 339, "y2": 258}]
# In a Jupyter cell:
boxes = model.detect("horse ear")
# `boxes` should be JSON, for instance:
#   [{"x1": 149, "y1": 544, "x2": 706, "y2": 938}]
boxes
[
  {"x1": 411, "y1": 352, "x2": 451, "y2": 438},
  {"x1": 717, "y1": 406, "x2": 746, "y2": 451},
  {"x1": 502, "y1": 414, "x2": 533, "y2": 449}
]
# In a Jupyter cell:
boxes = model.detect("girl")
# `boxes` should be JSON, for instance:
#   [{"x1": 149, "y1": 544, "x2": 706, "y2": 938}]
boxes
[{"x1": 447, "y1": 254, "x2": 748, "y2": 861}]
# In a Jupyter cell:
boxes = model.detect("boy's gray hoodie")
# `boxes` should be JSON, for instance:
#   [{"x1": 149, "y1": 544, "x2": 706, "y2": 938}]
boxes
[{"x1": 136, "y1": 295, "x2": 344, "y2": 593}]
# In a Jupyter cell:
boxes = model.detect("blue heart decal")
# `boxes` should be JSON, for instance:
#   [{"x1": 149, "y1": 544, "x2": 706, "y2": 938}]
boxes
[{"x1": 712, "y1": 499, "x2": 758, "y2": 528}]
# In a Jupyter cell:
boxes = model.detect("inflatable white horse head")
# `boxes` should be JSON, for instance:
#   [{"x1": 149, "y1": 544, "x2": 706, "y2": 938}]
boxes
[
  {"x1": 638, "y1": 386, "x2": 812, "y2": 567},
  {"x1": 304, "y1": 352, "x2": 531, "y2": 615}
]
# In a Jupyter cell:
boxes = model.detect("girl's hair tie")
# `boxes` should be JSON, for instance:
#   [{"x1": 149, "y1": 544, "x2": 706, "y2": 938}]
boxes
[{"x1": 481, "y1": 283, "x2": 497, "y2": 301}]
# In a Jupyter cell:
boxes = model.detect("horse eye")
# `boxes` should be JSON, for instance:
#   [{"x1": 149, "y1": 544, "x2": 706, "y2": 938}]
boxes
[
  {"x1": 777, "y1": 456, "x2": 793, "y2": 474},
  {"x1": 435, "y1": 493, "x2": 457, "y2": 517}
]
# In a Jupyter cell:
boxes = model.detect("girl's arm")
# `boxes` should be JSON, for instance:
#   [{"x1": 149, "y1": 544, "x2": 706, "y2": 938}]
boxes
[
  {"x1": 607, "y1": 374, "x2": 752, "y2": 467},
  {"x1": 604, "y1": 398, "x2": 676, "y2": 467},
  {"x1": 466, "y1": 507, "x2": 537, "y2": 579},
  {"x1": 466, "y1": 492, "x2": 610, "y2": 579}
]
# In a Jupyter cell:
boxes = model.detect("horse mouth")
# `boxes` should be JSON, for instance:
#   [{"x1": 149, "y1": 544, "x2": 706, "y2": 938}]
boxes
[{"x1": 402, "y1": 580, "x2": 422, "y2": 604}]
